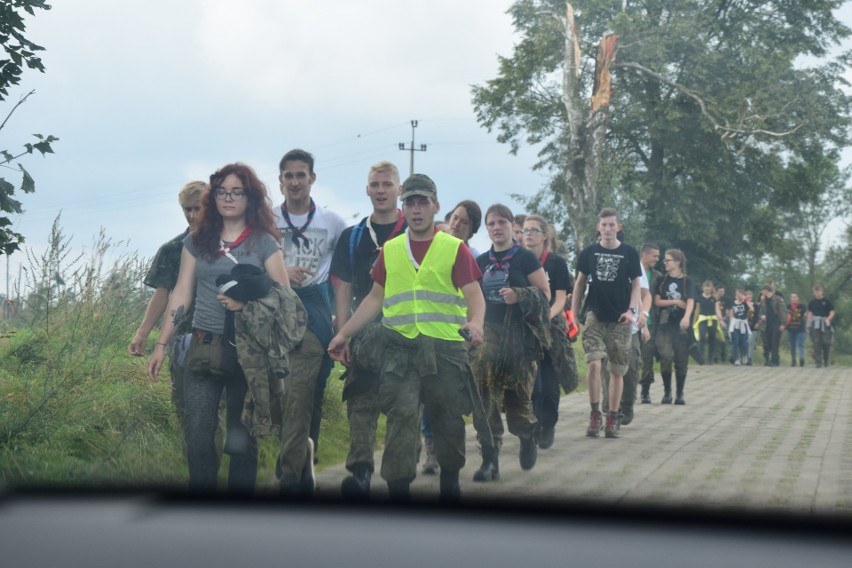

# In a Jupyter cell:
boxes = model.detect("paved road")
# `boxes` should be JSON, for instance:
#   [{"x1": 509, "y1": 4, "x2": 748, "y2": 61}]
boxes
[{"x1": 315, "y1": 363, "x2": 852, "y2": 515}]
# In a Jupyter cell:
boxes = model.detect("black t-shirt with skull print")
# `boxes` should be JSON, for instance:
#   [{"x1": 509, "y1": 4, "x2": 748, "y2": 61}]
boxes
[
  {"x1": 653, "y1": 274, "x2": 697, "y2": 326},
  {"x1": 576, "y1": 241, "x2": 642, "y2": 323}
]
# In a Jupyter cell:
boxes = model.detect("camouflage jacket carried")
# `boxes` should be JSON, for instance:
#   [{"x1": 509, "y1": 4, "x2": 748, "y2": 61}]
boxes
[{"x1": 235, "y1": 282, "x2": 307, "y2": 437}]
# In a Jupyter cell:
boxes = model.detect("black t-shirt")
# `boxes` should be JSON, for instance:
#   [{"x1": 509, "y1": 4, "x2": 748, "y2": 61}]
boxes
[
  {"x1": 329, "y1": 216, "x2": 407, "y2": 310},
  {"x1": 731, "y1": 301, "x2": 749, "y2": 321},
  {"x1": 787, "y1": 303, "x2": 807, "y2": 330},
  {"x1": 540, "y1": 251, "x2": 572, "y2": 308},
  {"x1": 697, "y1": 295, "x2": 717, "y2": 316},
  {"x1": 653, "y1": 274, "x2": 697, "y2": 326},
  {"x1": 576, "y1": 242, "x2": 642, "y2": 323},
  {"x1": 807, "y1": 298, "x2": 834, "y2": 318},
  {"x1": 477, "y1": 245, "x2": 541, "y2": 324}
]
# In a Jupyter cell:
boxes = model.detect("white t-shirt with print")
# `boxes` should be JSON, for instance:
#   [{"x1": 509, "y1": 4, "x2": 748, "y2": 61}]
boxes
[{"x1": 274, "y1": 203, "x2": 347, "y2": 288}]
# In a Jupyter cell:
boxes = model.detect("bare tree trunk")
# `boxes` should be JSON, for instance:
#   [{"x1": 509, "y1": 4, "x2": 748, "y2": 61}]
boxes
[{"x1": 560, "y1": 3, "x2": 617, "y2": 251}]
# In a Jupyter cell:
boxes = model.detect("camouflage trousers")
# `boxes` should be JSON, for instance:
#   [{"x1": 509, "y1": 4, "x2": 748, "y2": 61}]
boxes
[
  {"x1": 471, "y1": 323, "x2": 538, "y2": 453},
  {"x1": 639, "y1": 331, "x2": 656, "y2": 387},
  {"x1": 655, "y1": 325, "x2": 691, "y2": 381},
  {"x1": 344, "y1": 377, "x2": 380, "y2": 471},
  {"x1": 378, "y1": 331, "x2": 474, "y2": 484},
  {"x1": 602, "y1": 332, "x2": 642, "y2": 414},
  {"x1": 277, "y1": 330, "x2": 324, "y2": 484},
  {"x1": 811, "y1": 328, "x2": 832, "y2": 367}
]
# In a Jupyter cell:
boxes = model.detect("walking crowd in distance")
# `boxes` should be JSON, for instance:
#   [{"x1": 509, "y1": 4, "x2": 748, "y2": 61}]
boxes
[{"x1": 129, "y1": 153, "x2": 838, "y2": 500}]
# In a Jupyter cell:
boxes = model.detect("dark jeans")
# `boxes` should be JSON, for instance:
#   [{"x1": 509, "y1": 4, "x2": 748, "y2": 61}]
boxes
[
  {"x1": 183, "y1": 368, "x2": 257, "y2": 493},
  {"x1": 763, "y1": 324, "x2": 781, "y2": 365},
  {"x1": 532, "y1": 353, "x2": 560, "y2": 431}
]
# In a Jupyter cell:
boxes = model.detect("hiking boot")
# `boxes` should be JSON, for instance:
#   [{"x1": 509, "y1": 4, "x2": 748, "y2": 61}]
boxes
[
  {"x1": 640, "y1": 385, "x2": 651, "y2": 404},
  {"x1": 661, "y1": 392, "x2": 672, "y2": 404},
  {"x1": 620, "y1": 405, "x2": 634, "y2": 426},
  {"x1": 604, "y1": 413, "x2": 619, "y2": 438},
  {"x1": 519, "y1": 435, "x2": 537, "y2": 470},
  {"x1": 472, "y1": 453, "x2": 499, "y2": 482},
  {"x1": 586, "y1": 410, "x2": 603, "y2": 437},
  {"x1": 422, "y1": 440, "x2": 439, "y2": 475},
  {"x1": 538, "y1": 425, "x2": 555, "y2": 449},
  {"x1": 674, "y1": 395, "x2": 686, "y2": 405},
  {"x1": 340, "y1": 463, "x2": 371, "y2": 500},
  {"x1": 800, "y1": 359, "x2": 805, "y2": 367}
]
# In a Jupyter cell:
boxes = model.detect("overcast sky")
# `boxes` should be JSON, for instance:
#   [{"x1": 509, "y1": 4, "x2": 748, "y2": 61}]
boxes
[{"x1": 2, "y1": 0, "x2": 851, "y2": 294}]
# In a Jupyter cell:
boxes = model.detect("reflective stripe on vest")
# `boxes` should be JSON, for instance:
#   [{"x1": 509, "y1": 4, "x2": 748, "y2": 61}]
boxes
[{"x1": 382, "y1": 231, "x2": 466, "y2": 340}]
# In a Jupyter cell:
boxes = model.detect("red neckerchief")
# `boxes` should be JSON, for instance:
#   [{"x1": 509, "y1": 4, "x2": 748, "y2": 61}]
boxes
[
  {"x1": 219, "y1": 226, "x2": 253, "y2": 263},
  {"x1": 539, "y1": 250, "x2": 549, "y2": 265},
  {"x1": 280, "y1": 198, "x2": 316, "y2": 247},
  {"x1": 488, "y1": 244, "x2": 520, "y2": 275}
]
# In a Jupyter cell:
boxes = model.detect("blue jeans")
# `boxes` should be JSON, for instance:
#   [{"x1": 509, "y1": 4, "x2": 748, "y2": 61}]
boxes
[
  {"x1": 731, "y1": 329, "x2": 749, "y2": 363},
  {"x1": 787, "y1": 329, "x2": 806, "y2": 362}
]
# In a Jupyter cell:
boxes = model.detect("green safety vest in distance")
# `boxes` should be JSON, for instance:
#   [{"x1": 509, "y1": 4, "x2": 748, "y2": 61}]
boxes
[{"x1": 382, "y1": 231, "x2": 467, "y2": 341}]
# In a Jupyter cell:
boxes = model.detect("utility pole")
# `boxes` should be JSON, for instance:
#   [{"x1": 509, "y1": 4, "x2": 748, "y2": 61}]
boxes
[{"x1": 398, "y1": 120, "x2": 427, "y2": 177}]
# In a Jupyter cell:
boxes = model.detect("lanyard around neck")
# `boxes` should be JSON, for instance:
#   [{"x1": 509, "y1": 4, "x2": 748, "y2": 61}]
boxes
[
  {"x1": 219, "y1": 226, "x2": 253, "y2": 264},
  {"x1": 367, "y1": 210, "x2": 405, "y2": 249}
]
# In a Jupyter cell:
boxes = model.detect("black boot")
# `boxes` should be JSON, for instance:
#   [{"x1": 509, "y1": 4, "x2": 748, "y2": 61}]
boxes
[
  {"x1": 340, "y1": 463, "x2": 372, "y2": 500},
  {"x1": 473, "y1": 447, "x2": 500, "y2": 482},
  {"x1": 387, "y1": 480, "x2": 411, "y2": 502},
  {"x1": 661, "y1": 373, "x2": 672, "y2": 404},
  {"x1": 439, "y1": 469, "x2": 461, "y2": 503},
  {"x1": 519, "y1": 434, "x2": 537, "y2": 470},
  {"x1": 674, "y1": 375, "x2": 686, "y2": 405},
  {"x1": 640, "y1": 384, "x2": 651, "y2": 404}
]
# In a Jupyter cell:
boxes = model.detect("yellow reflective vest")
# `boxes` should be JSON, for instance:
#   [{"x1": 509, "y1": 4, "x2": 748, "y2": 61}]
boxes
[{"x1": 382, "y1": 231, "x2": 467, "y2": 340}]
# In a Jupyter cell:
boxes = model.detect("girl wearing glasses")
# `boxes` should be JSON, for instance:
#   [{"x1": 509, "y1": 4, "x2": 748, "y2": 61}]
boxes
[
  {"x1": 148, "y1": 163, "x2": 289, "y2": 493},
  {"x1": 521, "y1": 214, "x2": 575, "y2": 450},
  {"x1": 653, "y1": 249, "x2": 696, "y2": 405}
]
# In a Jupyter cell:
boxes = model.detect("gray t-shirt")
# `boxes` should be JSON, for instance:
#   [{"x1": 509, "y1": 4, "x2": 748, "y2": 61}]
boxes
[{"x1": 183, "y1": 231, "x2": 281, "y2": 333}]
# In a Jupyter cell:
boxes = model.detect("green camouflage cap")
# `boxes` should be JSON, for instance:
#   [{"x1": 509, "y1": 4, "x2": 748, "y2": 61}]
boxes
[{"x1": 400, "y1": 173, "x2": 437, "y2": 200}]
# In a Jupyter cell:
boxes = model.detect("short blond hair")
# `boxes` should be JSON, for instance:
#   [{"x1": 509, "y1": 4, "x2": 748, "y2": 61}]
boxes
[
  {"x1": 178, "y1": 180, "x2": 207, "y2": 206},
  {"x1": 368, "y1": 160, "x2": 400, "y2": 185}
]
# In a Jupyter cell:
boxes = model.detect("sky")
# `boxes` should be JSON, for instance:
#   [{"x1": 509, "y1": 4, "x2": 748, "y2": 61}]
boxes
[{"x1": 2, "y1": 0, "x2": 851, "y2": 296}]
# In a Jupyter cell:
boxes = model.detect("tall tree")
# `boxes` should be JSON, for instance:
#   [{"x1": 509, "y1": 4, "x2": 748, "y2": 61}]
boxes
[
  {"x1": 472, "y1": 0, "x2": 851, "y2": 279},
  {"x1": 0, "y1": 0, "x2": 56, "y2": 256}
]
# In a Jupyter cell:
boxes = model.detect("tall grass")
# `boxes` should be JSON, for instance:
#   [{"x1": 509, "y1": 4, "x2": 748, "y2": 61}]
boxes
[{"x1": 0, "y1": 218, "x2": 374, "y2": 490}]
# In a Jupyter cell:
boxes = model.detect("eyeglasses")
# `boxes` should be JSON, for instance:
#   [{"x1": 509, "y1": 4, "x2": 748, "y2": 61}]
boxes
[
  {"x1": 521, "y1": 228, "x2": 545, "y2": 234},
  {"x1": 215, "y1": 188, "x2": 246, "y2": 200}
]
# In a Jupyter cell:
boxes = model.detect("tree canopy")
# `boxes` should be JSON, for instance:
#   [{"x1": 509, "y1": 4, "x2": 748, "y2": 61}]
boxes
[
  {"x1": 0, "y1": 0, "x2": 55, "y2": 256},
  {"x1": 472, "y1": 0, "x2": 852, "y2": 280}
]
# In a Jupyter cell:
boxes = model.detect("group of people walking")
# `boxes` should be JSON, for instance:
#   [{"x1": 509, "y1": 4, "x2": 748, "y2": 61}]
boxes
[{"x1": 130, "y1": 153, "x2": 837, "y2": 501}]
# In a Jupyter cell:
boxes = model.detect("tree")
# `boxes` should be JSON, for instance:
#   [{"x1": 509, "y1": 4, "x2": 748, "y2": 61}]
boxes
[
  {"x1": 472, "y1": 0, "x2": 851, "y2": 279},
  {"x1": 0, "y1": 0, "x2": 56, "y2": 256}
]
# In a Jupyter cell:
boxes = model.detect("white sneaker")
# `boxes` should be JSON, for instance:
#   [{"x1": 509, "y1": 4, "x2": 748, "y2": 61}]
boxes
[{"x1": 734, "y1": 359, "x2": 741, "y2": 366}]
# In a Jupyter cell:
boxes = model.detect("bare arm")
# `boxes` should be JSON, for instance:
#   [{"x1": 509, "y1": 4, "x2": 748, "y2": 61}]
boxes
[
  {"x1": 129, "y1": 287, "x2": 169, "y2": 355},
  {"x1": 550, "y1": 289, "x2": 567, "y2": 320},
  {"x1": 265, "y1": 249, "x2": 291, "y2": 287},
  {"x1": 328, "y1": 281, "x2": 384, "y2": 364},
  {"x1": 571, "y1": 271, "x2": 587, "y2": 316},
  {"x1": 147, "y1": 249, "x2": 197, "y2": 381},
  {"x1": 460, "y1": 280, "x2": 485, "y2": 347},
  {"x1": 334, "y1": 280, "x2": 353, "y2": 334},
  {"x1": 682, "y1": 297, "x2": 695, "y2": 331}
]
